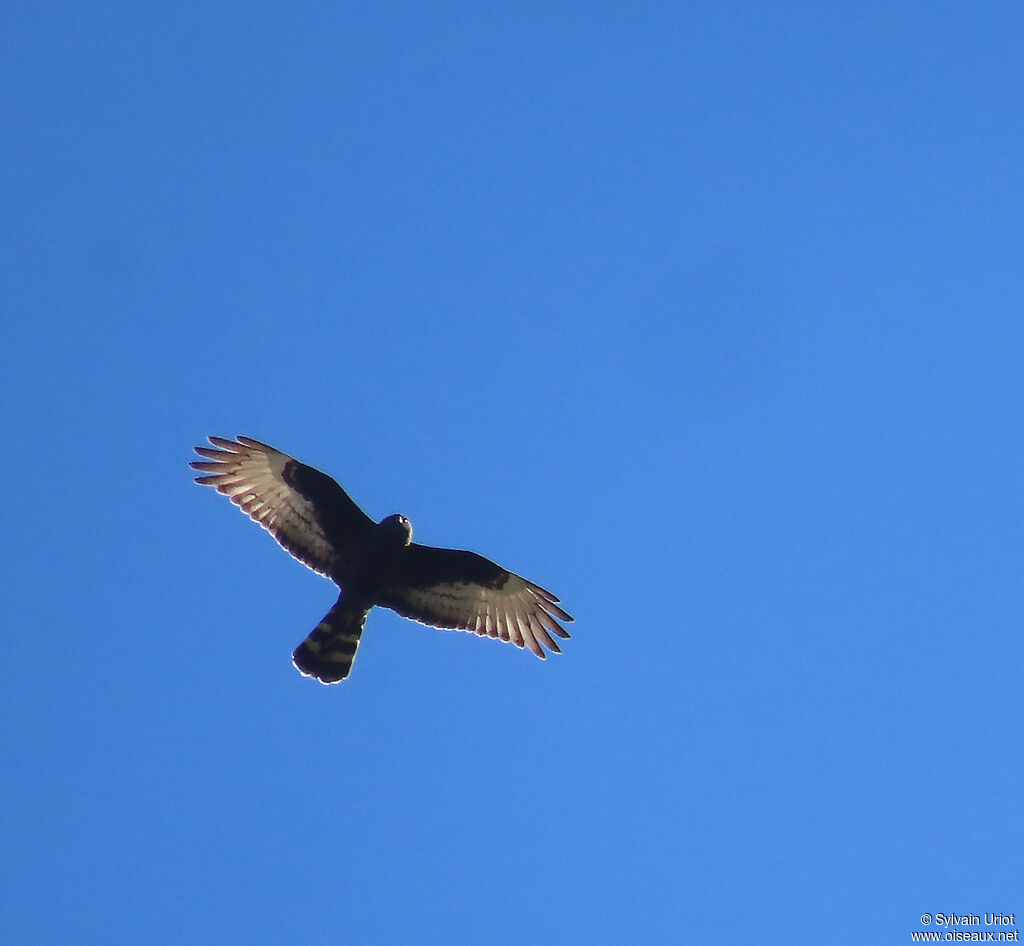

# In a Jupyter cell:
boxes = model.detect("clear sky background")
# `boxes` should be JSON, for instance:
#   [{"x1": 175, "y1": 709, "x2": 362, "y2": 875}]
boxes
[{"x1": 3, "y1": 3, "x2": 1022, "y2": 944}]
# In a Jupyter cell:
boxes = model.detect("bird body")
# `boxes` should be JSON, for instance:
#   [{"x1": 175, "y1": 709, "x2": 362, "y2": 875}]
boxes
[
  {"x1": 293, "y1": 514, "x2": 413, "y2": 682},
  {"x1": 191, "y1": 436, "x2": 572, "y2": 683}
]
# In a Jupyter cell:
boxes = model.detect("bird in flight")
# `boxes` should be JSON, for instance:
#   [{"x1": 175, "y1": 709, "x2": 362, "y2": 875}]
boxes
[{"x1": 190, "y1": 436, "x2": 573, "y2": 684}]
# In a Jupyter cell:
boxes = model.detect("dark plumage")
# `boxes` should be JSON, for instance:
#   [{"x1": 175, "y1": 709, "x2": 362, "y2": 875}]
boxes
[{"x1": 190, "y1": 436, "x2": 573, "y2": 683}]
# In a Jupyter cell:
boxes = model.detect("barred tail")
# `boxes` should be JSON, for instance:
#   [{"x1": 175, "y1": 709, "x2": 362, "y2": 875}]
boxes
[{"x1": 292, "y1": 597, "x2": 368, "y2": 684}]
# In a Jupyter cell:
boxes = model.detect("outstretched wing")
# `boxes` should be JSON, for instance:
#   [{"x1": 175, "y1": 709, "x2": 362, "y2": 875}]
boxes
[
  {"x1": 190, "y1": 436, "x2": 375, "y2": 582},
  {"x1": 377, "y1": 544, "x2": 573, "y2": 658}
]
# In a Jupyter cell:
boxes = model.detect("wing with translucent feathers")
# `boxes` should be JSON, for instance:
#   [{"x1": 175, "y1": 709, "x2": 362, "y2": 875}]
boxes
[
  {"x1": 190, "y1": 436, "x2": 374, "y2": 581},
  {"x1": 377, "y1": 544, "x2": 573, "y2": 658}
]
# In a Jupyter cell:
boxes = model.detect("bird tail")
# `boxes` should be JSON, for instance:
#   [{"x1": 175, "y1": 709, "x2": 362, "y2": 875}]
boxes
[{"x1": 292, "y1": 597, "x2": 368, "y2": 684}]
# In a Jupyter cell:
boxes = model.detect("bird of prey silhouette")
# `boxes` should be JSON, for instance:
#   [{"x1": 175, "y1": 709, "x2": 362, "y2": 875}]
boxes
[{"x1": 190, "y1": 436, "x2": 573, "y2": 684}]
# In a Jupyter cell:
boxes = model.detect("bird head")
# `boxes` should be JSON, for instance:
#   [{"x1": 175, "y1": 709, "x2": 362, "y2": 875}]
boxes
[{"x1": 381, "y1": 513, "x2": 413, "y2": 545}]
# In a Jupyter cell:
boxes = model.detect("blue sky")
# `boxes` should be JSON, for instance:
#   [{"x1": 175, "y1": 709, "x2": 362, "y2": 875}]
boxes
[{"x1": 3, "y1": 2, "x2": 1023, "y2": 943}]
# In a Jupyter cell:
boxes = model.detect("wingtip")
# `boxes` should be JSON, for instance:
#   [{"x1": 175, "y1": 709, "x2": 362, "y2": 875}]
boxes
[
  {"x1": 207, "y1": 435, "x2": 241, "y2": 450},
  {"x1": 236, "y1": 435, "x2": 271, "y2": 449}
]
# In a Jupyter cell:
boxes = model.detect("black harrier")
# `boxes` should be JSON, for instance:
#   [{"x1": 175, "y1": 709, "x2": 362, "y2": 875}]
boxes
[{"x1": 191, "y1": 436, "x2": 573, "y2": 683}]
